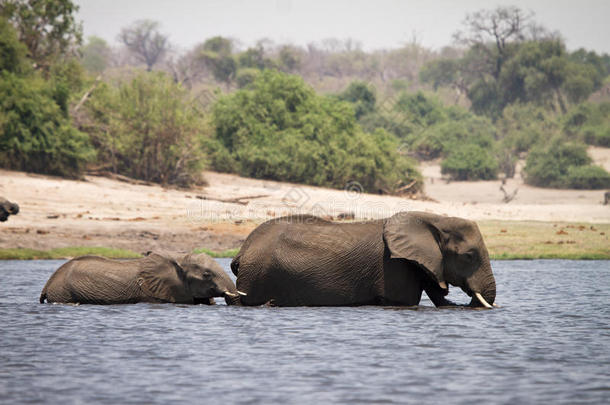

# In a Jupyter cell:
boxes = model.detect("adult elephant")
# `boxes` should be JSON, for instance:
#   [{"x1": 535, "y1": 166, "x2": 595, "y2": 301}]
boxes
[
  {"x1": 232, "y1": 212, "x2": 496, "y2": 308},
  {"x1": 40, "y1": 252, "x2": 243, "y2": 305},
  {"x1": 0, "y1": 197, "x2": 19, "y2": 222}
]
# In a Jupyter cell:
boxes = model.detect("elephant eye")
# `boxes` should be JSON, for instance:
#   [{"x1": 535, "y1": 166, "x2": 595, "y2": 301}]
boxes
[
  {"x1": 464, "y1": 251, "x2": 476, "y2": 262},
  {"x1": 201, "y1": 272, "x2": 212, "y2": 279}
]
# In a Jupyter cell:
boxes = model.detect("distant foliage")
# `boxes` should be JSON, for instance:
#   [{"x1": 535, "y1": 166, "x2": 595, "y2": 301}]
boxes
[
  {"x1": 83, "y1": 72, "x2": 208, "y2": 187},
  {"x1": 0, "y1": 16, "x2": 92, "y2": 177},
  {"x1": 441, "y1": 143, "x2": 499, "y2": 181},
  {"x1": 421, "y1": 6, "x2": 608, "y2": 119},
  {"x1": 119, "y1": 20, "x2": 168, "y2": 72},
  {"x1": 563, "y1": 102, "x2": 610, "y2": 147},
  {"x1": 211, "y1": 70, "x2": 421, "y2": 193},
  {"x1": 1, "y1": 0, "x2": 82, "y2": 71},
  {"x1": 496, "y1": 104, "x2": 561, "y2": 153},
  {"x1": 80, "y1": 36, "x2": 111, "y2": 74},
  {"x1": 235, "y1": 67, "x2": 259, "y2": 88},
  {"x1": 565, "y1": 165, "x2": 610, "y2": 189},
  {"x1": 0, "y1": 17, "x2": 28, "y2": 74},
  {"x1": 198, "y1": 36, "x2": 236, "y2": 85},
  {"x1": 337, "y1": 81, "x2": 376, "y2": 119},
  {"x1": 524, "y1": 140, "x2": 610, "y2": 189},
  {"x1": 0, "y1": 71, "x2": 94, "y2": 177}
]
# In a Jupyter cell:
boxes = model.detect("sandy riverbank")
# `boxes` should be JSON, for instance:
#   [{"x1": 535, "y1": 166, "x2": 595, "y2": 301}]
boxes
[{"x1": 1, "y1": 147, "x2": 609, "y2": 255}]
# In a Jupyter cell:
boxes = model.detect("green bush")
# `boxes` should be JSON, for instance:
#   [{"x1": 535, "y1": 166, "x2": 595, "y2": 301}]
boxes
[
  {"x1": 523, "y1": 139, "x2": 609, "y2": 189},
  {"x1": 0, "y1": 17, "x2": 93, "y2": 178},
  {"x1": 338, "y1": 81, "x2": 376, "y2": 119},
  {"x1": 441, "y1": 144, "x2": 499, "y2": 181},
  {"x1": 0, "y1": 71, "x2": 94, "y2": 177},
  {"x1": 496, "y1": 104, "x2": 561, "y2": 153},
  {"x1": 0, "y1": 17, "x2": 29, "y2": 74},
  {"x1": 235, "y1": 68, "x2": 259, "y2": 88},
  {"x1": 563, "y1": 102, "x2": 610, "y2": 147},
  {"x1": 566, "y1": 165, "x2": 610, "y2": 189},
  {"x1": 211, "y1": 70, "x2": 421, "y2": 193},
  {"x1": 84, "y1": 72, "x2": 208, "y2": 187}
]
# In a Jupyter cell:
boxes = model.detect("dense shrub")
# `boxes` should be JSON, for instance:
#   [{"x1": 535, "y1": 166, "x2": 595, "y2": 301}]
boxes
[
  {"x1": 496, "y1": 104, "x2": 561, "y2": 153},
  {"x1": 563, "y1": 102, "x2": 610, "y2": 147},
  {"x1": 565, "y1": 165, "x2": 610, "y2": 189},
  {"x1": 441, "y1": 144, "x2": 499, "y2": 180},
  {"x1": 212, "y1": 70, "x2": 421, "y2": 193},
  {"x1": 235, "y1": 68, "x2": 259, "y2": 88},
  {"x1": 83, "y1": 72, "x2": 208, "y2": 187},
  {"x1": 0, "y1": 17, "x2": 28, "y2": 74},
  {"x1": 412, "y1": 110, "x2": 496, "y2": 160},
  {"x1": 0, "y1": 72, "x2": 94, "y2": 177},
  {"x1": 524, "y1": 139, "x2": 609, "y2": 189},
  {"x1": 337, "y1": 81, "x2": 376, "y2": 119},
  {"x1": 0, "y1": 18, "x2": 93, "y2": 178}
]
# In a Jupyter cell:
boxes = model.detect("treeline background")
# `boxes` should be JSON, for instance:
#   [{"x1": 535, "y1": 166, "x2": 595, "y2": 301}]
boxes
[{"x1": 1, "y1": 1, "x2": 609, "y2": 193}]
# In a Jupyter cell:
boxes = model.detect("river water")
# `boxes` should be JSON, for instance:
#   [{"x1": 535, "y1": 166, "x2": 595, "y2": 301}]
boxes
[{"x1": 0, "y1": 259, "x2": 608, "y2": 404}]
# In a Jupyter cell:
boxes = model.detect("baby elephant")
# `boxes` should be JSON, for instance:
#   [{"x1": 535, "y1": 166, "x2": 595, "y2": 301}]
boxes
[{"x1": 40, "y1": 252, "x2": 243, "y2": 305}]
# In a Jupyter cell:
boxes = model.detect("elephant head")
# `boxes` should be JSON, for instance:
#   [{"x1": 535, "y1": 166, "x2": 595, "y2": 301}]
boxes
[
  {"x1": 0, "y1": 197, "x2": 19, "y2": 222},
  {"x1": 383, "y1": 212, "x2": 496, "y2": 308},
  {"x1": 140, "y1": 253, "x2": 242, "y2": 305}
]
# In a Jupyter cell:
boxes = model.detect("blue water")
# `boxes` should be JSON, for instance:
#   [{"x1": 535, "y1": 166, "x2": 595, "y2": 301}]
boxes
[{"x1": 0, "y1": 259, "x2": 609, "y2": 404}]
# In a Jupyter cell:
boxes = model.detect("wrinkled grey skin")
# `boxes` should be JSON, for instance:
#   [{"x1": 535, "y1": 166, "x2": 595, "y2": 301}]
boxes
[
  {"x1": 0, "y1": 197, "x2": 19, "y2": 222},
  {"x1": 40, "y1": 252, "x2": 240, "y2": 305},
  {"x1": 232, "y1": 212, "x2": 496, "y2": 308}
]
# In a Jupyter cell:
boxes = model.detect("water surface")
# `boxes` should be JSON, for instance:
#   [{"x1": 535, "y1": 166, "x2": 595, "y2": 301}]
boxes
[{"x1": 1, "y1": 259, "x2": 608, "y2": 404}]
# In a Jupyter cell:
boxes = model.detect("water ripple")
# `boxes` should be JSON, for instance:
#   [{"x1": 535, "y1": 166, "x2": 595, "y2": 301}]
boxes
[{"x1": 0, "y1": 259, "x2": 609, "y2": 404}]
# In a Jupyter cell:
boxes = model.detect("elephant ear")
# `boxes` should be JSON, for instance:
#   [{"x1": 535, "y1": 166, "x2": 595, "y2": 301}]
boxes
[
  {"x1": 383, "y1": 212, "x2": 445, "y2": 288},
  {"x1": 137, "y1": 253, "x2": 188, "y2": 303}
]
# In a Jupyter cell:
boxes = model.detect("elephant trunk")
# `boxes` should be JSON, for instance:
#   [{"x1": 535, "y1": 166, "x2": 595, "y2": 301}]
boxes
[
  {"x1": 216, "y1": 274, "x2": 243, "y2": 306},
  {"x1": 467, "y1": 260, "x2": 496, "y2": 308},
  {"x1": 223, "y1": 293, "x2": 242, "y2": 306}
]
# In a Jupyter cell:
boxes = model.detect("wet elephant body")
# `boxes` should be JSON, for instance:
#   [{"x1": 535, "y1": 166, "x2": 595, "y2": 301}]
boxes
[
  {"x1": 232, "y1": 212, "x2": 496, "y2": 308},
  {"x1": 41, "y1": 252, "x2": 241, "y2": 305}
]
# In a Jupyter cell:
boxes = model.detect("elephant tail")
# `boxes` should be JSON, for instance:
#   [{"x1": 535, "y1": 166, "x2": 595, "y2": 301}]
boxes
[
  {"x1": 230, "y1": 255, "x2": 240, "y2": 277},
  {"x1": 39, "y1": 288, "x2": 47, "y2": 303}
]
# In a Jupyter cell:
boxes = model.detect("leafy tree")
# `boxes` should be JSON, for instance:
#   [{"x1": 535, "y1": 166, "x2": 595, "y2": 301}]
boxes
[
  {"x1": 338, "y1": 81, "x2": 376, "y2": 119},
  {"x1": 235, "y1": 67, "x2": 259, "y2": 88},
  {"x1": 119, "y1": 20, "x2": 168, "y2": 71},
  {"x1": 278, "y1": 45, "x2": 301, "y2": 72},
  {"x1": 0, "y1": 16, "x2": 28, "y2": 73},
  {"x1": 237, "y1": 43, "x2": 275, "y2": 70},
  {"x1": 422, "y1": 6, "x2": 606, "y2": 118},
  {"x1": 394, "y1": 91, "x2": 446, "y2": 127},
  {"x1": 198, "y1": 36, "x2": 236, "y2": 86},
  {"x1": 0, "y1": 0, "x2": 82, "y2": 70},
  {"x1": 0, "y1": 71, "x2": 93, "y2": 177},
  {"x1": 0, "y1": 14, "x2": 92, "y2": 177},
  {"x1": 80, "y1": 35, "x2": 111, "y2": 73},
  {"x1": 453, "y1": 6, "x2": 546, "y2": 80},
  {"x1": 83, "y1": 72, "x2": 208, "y2": 186},
  {"x1": 211, "y1": 70, "x2": 421, "y2": 193}
]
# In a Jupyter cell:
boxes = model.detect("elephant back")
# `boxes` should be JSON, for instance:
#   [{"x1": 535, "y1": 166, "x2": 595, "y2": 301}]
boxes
[{"x1": 41, "y1": 256, "x2": 143, "y2": 304}]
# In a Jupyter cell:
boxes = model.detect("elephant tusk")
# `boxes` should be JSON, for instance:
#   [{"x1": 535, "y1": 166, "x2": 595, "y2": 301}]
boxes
[
  {"x1": 475, "y1": 292, "x2": 493, "y2": 309},
  {"x1": 237, "y1": 291, "x2": 247, "y2": 296},
  {"x1": 224, "y1": 291, "x2": 239, "y2": 298}
]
